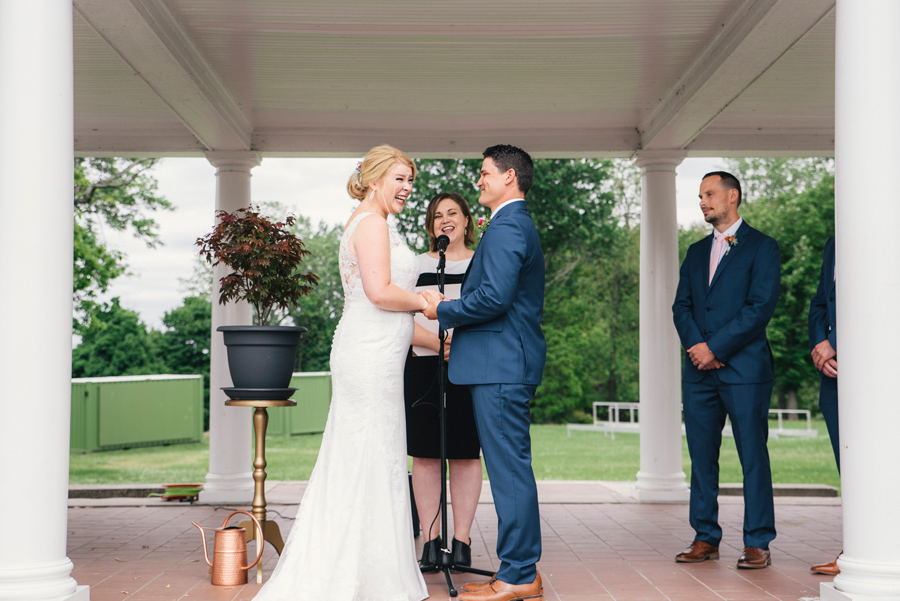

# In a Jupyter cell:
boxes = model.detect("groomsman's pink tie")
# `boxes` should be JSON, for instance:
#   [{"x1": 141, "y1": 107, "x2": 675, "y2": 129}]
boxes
[{"x1": 709, "y1": 235, "x2": 725, "y2": 285}]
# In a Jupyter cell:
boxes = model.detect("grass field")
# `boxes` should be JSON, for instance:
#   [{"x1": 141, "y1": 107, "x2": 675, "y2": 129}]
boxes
[{"x1": 69, "y1": 421, "x2": 840, "y2": 490}]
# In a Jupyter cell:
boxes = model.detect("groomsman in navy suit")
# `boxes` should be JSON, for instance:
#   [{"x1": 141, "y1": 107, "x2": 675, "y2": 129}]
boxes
[
  {"x1": 808, "y1": 236, "x2": 841, "y2": 575},
  {"x1": 672, "y1": 171, "x2": 781, "y2": 569},
  {"x1": 423, "y1": 144, "x2": 546, "y2": 601}
]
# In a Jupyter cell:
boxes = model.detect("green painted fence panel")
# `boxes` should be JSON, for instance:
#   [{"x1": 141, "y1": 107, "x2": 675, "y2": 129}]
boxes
[
  {"x1": 266, "y1": 372, "x2": 332, "y2": 436},
  {"x1": 71, "y1": 375, "x2": 203, "y2": 452}
]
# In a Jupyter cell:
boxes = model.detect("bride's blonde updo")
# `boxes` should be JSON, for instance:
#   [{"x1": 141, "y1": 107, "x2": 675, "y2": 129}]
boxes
[{"x1": 347, "y1": 145, "x2": 417, "y2": 201}]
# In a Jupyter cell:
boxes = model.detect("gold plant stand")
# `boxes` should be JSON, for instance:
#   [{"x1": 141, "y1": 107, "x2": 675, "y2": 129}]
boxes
[{"x1": 224, "y1": 399, "x2": 296, "y2": 583}]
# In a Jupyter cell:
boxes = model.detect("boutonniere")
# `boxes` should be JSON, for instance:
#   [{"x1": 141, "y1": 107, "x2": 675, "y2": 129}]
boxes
[
  {"x1": 724, "y1": 235, "x2": 738, "y2": 255},
  {"x1": 478, "y1": 217, "x2": 490, "y2": 233}
]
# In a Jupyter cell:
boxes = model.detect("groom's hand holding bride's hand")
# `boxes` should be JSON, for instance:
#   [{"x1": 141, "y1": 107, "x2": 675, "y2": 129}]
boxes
[{"x1": 420, "y1": 289, "x2": 444, "y2": 320}]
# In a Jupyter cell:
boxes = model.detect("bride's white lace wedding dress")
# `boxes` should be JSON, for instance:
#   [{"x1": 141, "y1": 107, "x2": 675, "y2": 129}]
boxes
[{"x1": 254, "y1": 212, "x2": 428, "y2": 601}]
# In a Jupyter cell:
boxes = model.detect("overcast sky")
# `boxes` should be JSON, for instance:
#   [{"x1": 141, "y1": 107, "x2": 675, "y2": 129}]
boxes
[{"x1": 99, "y1": 156, "x2": 724, "y2": 330}]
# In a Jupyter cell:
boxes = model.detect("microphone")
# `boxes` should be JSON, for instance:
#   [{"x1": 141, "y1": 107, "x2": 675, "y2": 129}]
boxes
[{"x1": 436, "y1": 234, "x2": 449, "y2": 273}]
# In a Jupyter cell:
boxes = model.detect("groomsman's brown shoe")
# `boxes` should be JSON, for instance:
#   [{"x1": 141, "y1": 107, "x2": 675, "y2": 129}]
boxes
[
  {"x1": 461, "y1": 574, "x2": 497, "y2": 594},
  {"x1": 458, "y1": 571, "x2": 542, "y2": 601},
  {"x1": 737, "y1": 546, "x2": 771, "y2": 569},
  {"x1": 675, "y1": 540, "x2": 719, "y2": 563},
  {"x1": 811, "y1": 553, "x2": 841, "y2": 575}
]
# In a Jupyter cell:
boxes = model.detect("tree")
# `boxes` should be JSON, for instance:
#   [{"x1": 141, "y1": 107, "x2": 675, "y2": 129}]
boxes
[
  {"x1": 156, "y1": 295, "x2": 212, "y2": 429},
  {"x1": 675, "y1": 159, "x2": 835, "y2": 415},
  {"x1": 394, "y1": 158, "x2": 642, "y2": 423},
  {"x1": 287, "y1": 217, "x2": 344, "y2": 371},
  {"x1": 72, "y1": 298, "x2": 164, "y2": 377},
  {"x1": 727, "y1": 157, "x2": 834, "y2": 203},
  {"x1": 730, "y1": 160, "x2": 835, "y2": 413},
  {"x1": 528, "y1": 159, "x2": 641, "y2": 422},
  {"x1": 395, "y1": 159, "x2": 487, "y2": 251},
  {"x1": 178, "y1": 256, "x2": 213, "y2": 299},
  {"x1": 73, "y1": 158, "x2": 172, "y2": 331}
]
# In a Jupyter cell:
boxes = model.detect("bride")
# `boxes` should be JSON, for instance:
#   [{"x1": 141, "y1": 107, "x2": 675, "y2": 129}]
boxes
[{"x1": 254, "y1": 145, "x2": 429, "y2": 601}]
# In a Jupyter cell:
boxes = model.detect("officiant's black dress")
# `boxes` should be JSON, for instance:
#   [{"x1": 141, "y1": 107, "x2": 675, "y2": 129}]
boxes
[{"x1": 403, "y1": 253, "x2": 480, "y2": 459}]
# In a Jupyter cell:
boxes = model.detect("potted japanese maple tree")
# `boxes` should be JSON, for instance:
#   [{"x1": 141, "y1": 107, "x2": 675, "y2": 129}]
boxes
[{"x1": 197, "y1": 206, "x2": 319, "y2": 399}]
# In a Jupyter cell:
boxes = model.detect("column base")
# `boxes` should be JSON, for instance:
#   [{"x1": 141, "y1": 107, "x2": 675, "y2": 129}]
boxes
[
  {"x1": 821, "y1": 582, "x2": 892, "y2": 601},
  {"x1": 634, "y1": 471, "x2": 690, "y2": 503},
  {"x1": 825, "y1": 553, "x2": 900, "y2": 600},
  {"x1": 198, "y1": 472, "x2": 253, "y2": 504},
  {"x1": 66, "y1": 585, "x2": 91, "y2": 601},
  {"x1": 0, "y1": 559, "x2": 88, "y2": 601}
]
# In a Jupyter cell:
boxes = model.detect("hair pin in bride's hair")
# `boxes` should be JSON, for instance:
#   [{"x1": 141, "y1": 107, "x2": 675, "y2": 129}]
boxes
[{"x1": 354, "y1": 162, "x2": 363, "y2": 186}]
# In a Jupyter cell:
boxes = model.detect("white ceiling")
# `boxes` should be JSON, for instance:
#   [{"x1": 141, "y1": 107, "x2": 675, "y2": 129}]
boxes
[{"x1": 72, "y1": 0, "x2": 836, "y2": 158}]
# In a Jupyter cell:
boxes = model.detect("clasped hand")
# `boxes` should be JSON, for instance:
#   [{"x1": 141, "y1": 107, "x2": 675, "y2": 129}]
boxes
[
  {"x1": 419, "y1": 289, "x2": 444, "y2": 320},
  {"x1": 687, "y1": 342, "x2": 724, "y2": 370},
  {"x1": 811, "y1": 339, "x2": 837, "y2": 378}
]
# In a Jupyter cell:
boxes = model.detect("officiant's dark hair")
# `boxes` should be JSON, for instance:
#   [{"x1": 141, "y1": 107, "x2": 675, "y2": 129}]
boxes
[
  {"x1": 484, "y1": 144, "x2": 534, "y2": 195},
  {"x1": 425, "y1": 192, "x2": 475, "y2": 251},
  {"x1": 702, "y1": 171, "x2": 743, "y2": 207}
]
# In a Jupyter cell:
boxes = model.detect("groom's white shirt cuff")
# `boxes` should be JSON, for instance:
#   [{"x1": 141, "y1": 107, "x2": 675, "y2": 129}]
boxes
[{"x1": 492, "y1": 198, "x2": 524, "y2": 216}]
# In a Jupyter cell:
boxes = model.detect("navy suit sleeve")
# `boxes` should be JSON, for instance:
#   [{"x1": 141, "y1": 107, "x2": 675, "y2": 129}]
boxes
[
  {"x1": 672, "y1": 246, "x2": 706, "y2": 350},
  {"x1": 706, "y1": 237, "x2": 780, "y2": 362},
  {"x1": 808, "y1": 237, "x2": 833, "y2": 349},
  {"x1": 437, "y1": 218, "x2": 525, "y2": 327}
]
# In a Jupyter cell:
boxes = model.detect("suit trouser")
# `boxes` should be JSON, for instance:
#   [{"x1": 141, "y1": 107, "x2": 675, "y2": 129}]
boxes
[
  {"x1": 683, "y1": 373, "x2": 776, "y2": 549},
  {"x1": 469, "y1": 383, "x2": 541, "y2": 584},
  {"x1": 819, "y1": 376, "x2": 840, "y2": 472}
]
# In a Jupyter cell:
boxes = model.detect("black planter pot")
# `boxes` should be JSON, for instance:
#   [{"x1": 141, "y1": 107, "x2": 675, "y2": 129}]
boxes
[{"x1": 217, "y1": 325, "x2": 307, "y2": 399}]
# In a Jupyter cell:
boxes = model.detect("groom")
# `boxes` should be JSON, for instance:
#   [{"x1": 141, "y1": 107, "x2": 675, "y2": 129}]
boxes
[{"x1": 423, "y1": 144, "x2": 546, "y2": 601}]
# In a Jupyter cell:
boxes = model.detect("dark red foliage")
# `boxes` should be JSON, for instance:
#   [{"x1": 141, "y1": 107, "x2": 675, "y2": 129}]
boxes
[{"x1": 196, "y1": 206, "x2": 319, "y2": 325}]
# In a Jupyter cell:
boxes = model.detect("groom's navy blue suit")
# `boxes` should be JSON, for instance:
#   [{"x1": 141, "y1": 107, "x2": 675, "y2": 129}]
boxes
[
  {"x1": 808, "y1": 237, "x2": 839, "y2": 471},
  {"x1": 438, "y1": 200, "x2": 546, "y2": 584},
  {"x1": 673, "y1": 220, "x2": 780, "y2": 550}
]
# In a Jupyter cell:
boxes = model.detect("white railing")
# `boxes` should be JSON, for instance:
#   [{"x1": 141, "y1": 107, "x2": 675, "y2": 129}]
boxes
[
  {"x1": 566, "y1": 402, "x2": 640, "y2": 440},
  {"x1": 567, "y1": 403, "x2": 818, "y2": 440}
]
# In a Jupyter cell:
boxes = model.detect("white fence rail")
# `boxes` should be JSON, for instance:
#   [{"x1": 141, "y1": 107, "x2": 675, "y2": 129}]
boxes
[{"x1": 566, "y1": 403, "x2": 818, "y2": 440}]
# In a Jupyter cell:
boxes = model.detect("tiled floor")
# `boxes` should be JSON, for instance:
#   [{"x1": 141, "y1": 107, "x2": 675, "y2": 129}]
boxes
[{"x1": 68, "y1": 481, "x2": 841, "y2": 601}]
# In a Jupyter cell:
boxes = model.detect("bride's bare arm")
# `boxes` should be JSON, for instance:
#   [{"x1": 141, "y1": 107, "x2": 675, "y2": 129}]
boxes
[{"x1": 351, "y1": 215, "x2": 428, "y2": 312}]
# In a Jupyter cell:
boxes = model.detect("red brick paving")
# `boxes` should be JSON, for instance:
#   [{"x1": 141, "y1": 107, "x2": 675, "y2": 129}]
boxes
[{"x1": 68, "y1": 482, "x2": 840, "y2": 600}]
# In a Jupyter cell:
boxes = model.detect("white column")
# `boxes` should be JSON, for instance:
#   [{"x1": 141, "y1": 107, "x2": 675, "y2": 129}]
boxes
[
  {"x1": 0, "y1": 2, "x2": 87, "y2": 600},
  {"x1": 824, "y1": 1, "x2": 900, "y2": 599},
  {"x1": 198, "y1": 152, "x2": 261, "y2": 504},
  {"x1": 633, "y1": 153, "x2": 689, "y2": 503}
]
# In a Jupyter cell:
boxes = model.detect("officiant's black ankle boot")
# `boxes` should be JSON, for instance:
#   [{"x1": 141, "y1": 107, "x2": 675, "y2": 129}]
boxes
[
  {"x1": 451, "y1": 537, "x2": 472, "y2": 568},
  {"x1": 419, "y1": 536, "x2": 442, "y2": 573}
]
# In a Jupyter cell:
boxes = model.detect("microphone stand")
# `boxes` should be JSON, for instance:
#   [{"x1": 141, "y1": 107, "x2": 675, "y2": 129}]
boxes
[{"x1": 432, "y1": 242, "x2": 493, "y2": 597}]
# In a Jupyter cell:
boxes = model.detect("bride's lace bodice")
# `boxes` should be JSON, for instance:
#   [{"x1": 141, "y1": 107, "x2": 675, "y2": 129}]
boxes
[{"x1": 339, "y1": 212, "x2": 418, "y2": 300}]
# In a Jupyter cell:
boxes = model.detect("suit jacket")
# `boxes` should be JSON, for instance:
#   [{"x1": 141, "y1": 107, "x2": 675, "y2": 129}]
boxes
[
  {"x1": 437, "y1": 202, "x2": 546, "y2": 386},
  {"x1": 808, "y1": 236, "x2": 837, "y2": 353},
  {"x1": 672, "y1": 220, "x2": 781, "y2": 384}
]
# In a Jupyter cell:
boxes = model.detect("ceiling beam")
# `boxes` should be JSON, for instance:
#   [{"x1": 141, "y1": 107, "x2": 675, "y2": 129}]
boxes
[
  {"x1": 252, "y1": 126, "x2": 642, "y2": 159},
  {"x1": 74, "y1": 0, "x2": 252, "y2": 151},
  {"x1": 639, "y1": 0, "x2": 834, "y2": 151},
  {"x1": 689, "y1": 130, "x2": 834, "y2": 156}
]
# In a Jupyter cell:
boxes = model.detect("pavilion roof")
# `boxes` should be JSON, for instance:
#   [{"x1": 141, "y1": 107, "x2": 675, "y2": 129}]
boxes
[{"x1": 73, "y1": 0, "x2": 835, "y2": 158}]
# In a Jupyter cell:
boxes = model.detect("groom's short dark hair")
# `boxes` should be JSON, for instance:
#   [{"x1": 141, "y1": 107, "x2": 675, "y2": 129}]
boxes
[{"x1": 484, "y1": 144, "x2": 534, "y2": 195}]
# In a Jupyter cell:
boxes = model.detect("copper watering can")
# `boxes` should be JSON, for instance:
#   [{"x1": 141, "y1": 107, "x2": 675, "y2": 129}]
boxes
[{"x1": 192, "y1": 510, "x2": 264, "y2": 586}]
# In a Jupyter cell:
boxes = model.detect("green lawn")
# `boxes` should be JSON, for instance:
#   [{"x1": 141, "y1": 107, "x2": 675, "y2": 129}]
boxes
[{"x1": 69, "y1": 421, "x2": 840, "y2": 490}]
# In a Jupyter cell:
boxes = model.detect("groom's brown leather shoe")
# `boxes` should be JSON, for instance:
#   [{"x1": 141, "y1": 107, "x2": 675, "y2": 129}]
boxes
[
  {"x1": 675, "y1": 540, "x2": 719, "y2": 563},
  {"x1": 461, "y1": 574, "x2": 497, "y2": 593},
  {"x1": 737, "y1": 546, "x2": 771, "y2": 569},
  {"x1": 458, "y1": 571, "x2": 542, "y2": 601}
]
